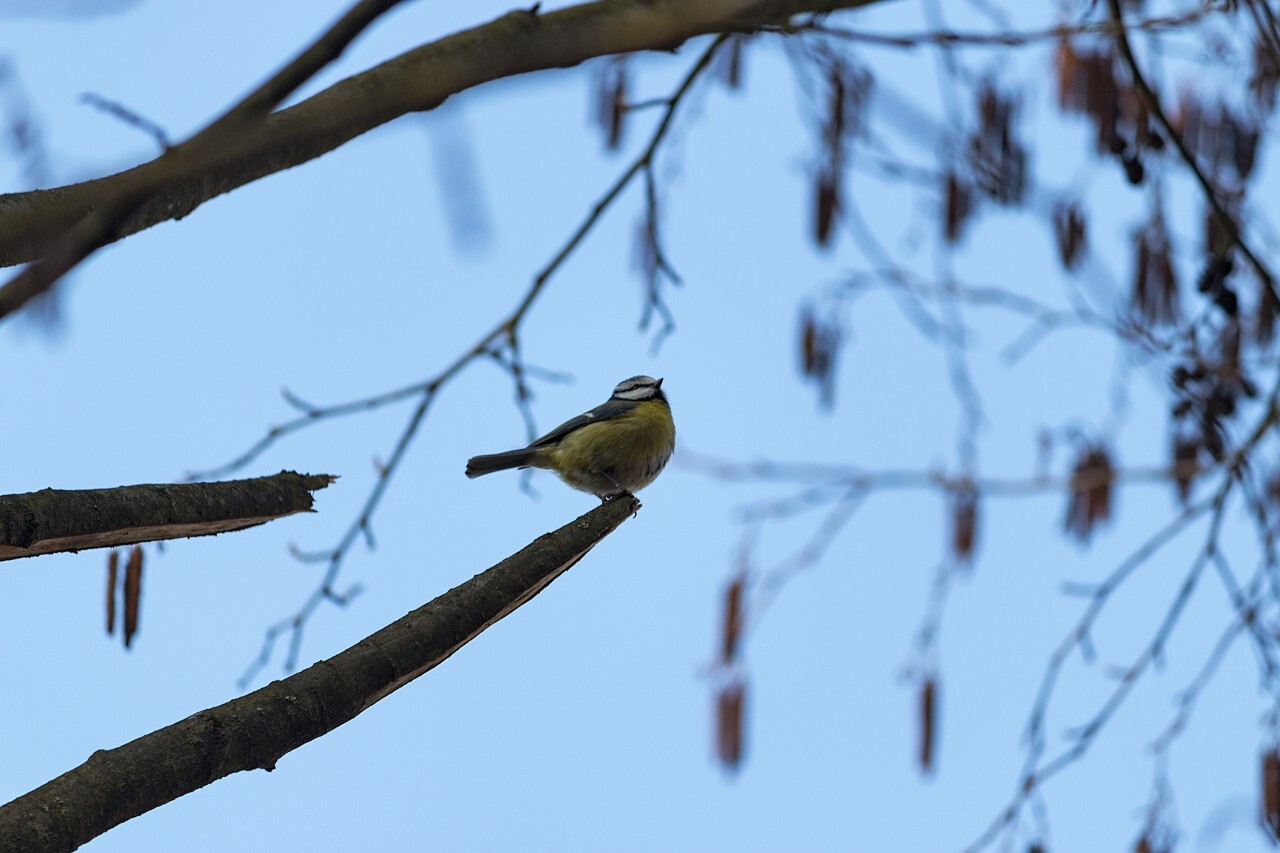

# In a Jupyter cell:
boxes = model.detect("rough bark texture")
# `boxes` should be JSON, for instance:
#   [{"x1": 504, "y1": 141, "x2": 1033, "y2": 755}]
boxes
[
  {"x1": 0, "y1": 471, "x2": 334, "y2": 561},
  {"x1": 0, "y1": 495, "x2": 639, "y2": 853},
  {"x1": 0, "y1": 0, "x2": 881, "y2": 269}
]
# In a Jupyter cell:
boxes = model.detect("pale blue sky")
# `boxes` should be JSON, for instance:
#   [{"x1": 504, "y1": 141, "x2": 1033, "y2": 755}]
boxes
[{"x1": 0, "y1": 1, "x2": 1275, "y2": 851}]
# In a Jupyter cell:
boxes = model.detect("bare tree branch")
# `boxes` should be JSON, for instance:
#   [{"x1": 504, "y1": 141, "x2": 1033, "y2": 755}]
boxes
[
  {"x1": 0, "y1": 495, "x2": 640, "y2": 853},
  {"x1": 0, "y1": 0, "x2": 415, "y2": 321},
  {"x1": 966, "y1": 382, "x2": 1280, "y2": 851},
  {"x1": 0, "y1": 0, "x2": 884, "y2": 322},
  {"x1": 206, "y1": 34, "x2": 728, "y2": 681},
  {"x1": 1106, "y1": 0, "x2": 1279, "y2": 306},
  {"x1": 0, "y1": 471, "x2": 334, "y2": 561},
  {"x1": 809, "y1": 7, "x2": 1210, "y2": 49}
]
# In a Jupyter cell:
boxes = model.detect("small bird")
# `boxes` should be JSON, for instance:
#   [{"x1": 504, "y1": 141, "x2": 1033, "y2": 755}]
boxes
[{"x1": 466, "y1": 375, "x2": 675, "y2": 499}]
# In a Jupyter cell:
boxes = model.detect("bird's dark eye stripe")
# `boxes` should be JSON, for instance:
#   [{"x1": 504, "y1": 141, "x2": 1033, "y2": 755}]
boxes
[{"x1": 616, "y1": 376, "x2": 654, "y2": 391}]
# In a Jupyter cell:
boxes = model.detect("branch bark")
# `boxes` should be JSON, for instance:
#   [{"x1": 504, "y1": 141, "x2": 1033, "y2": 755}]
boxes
[
  {"x1": 0, "y1": 494, "x2": 640, "y2": 852},
  {"x1": 0, "y1": 0, "x2": 414, "y2": 321},
  {"x1": 0, "y1": 471, "x2": 335, "y2": 561},
  {"x1": 0, "y1": 0, "x2": 883, "y2": 319}
]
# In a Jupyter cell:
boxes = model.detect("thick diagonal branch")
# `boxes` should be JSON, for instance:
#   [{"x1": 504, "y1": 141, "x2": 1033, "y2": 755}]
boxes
[
  {"x1": 0, "y1": 495, "x2": 639, "y2": 852},
  {"x1": 0, "y1": 471, "x2": 335, "y2": 561},
  {"x1": 0, "y1": 0, "x2": 881, "y2": 320}
]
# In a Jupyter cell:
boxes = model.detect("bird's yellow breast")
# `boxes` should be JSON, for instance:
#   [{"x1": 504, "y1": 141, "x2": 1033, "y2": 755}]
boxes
[{"x1": 536, "y1": 400, "x2": 675, "y2": 495}]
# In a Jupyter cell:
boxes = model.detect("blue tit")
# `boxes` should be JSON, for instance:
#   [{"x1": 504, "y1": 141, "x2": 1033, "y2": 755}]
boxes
[{"x1": 466, "y1": 375, "x2": 675, "y2": 499}]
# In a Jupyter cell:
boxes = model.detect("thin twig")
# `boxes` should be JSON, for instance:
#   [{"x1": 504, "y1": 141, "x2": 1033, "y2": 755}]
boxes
[
  {"x1": 236, "y1": 36, "x2": 729, "y2": 682},
  {"x1": 809, "y1": 7, "x2": 1210, "y2": 50},
  {"x1": 966, "y1": 379, "x2": 1280, "y2": 851},
  {"x1": 80, "y1": 93, "x2": 171, "y2": 150},
  {"x1": 962, "y1": 498, "x2": 1214, "y2": 853},
  {"x1": 681, "y1": 448, "x2": 1213, "y2": 499}
]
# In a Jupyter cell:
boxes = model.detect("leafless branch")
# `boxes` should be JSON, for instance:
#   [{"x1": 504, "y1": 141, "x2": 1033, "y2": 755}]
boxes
[
  {"x1": 0, "y1": 0, "x2": 884, "y2": 323},
  {"x1": 232, "y1": 36, "x2": 728, "y2": 682},
  {"x1": 0, "y1": 472, "x2": 334, "y2": 561},
  {"x1": 809, "y1": 7, "x2": 1212, "y2": 50},
  {"x1": 680, "y1": 449, "x2": 1211, "y2": 499},
  {"x1": 966, "y1": 381, "x2": 1280, "y2": 851},
  {"x1": 79, "y1": 92, "x2": 171, "y2": 150},
  {"x1": 962, "y1": 497, "x2": 1215, "y2": 853},
  {"x1": 0, "y1": 496, "x2": 639, "y2": 853},
  {"x1": 0, "y1": 0, "x2": 414, "y2": 321},
  {"x1": 1106, "y1": 0, "x2": 1279, "y2": 308}
]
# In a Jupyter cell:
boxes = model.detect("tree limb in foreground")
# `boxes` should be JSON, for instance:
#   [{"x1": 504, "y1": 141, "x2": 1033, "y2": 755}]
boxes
[
  {"x1": 0, "y1": 495, "x2": 639, "y2": 853},
  {"x1": 0, "y1": 471, "x2": 335, "y2": 561}
]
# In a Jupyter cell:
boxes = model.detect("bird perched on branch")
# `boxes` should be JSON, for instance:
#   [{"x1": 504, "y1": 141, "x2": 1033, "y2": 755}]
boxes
[{"x1": 465, "y1": 375, "x2": 675, "y2": 499}]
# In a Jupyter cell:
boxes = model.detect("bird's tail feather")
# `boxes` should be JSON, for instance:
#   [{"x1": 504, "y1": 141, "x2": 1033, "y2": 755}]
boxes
[{"x1": 465, "y1": 449, "x2": 536, "y2": 479}]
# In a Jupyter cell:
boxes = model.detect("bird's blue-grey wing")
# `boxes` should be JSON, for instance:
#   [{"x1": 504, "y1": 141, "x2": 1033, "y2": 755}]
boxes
[{"x1": 527, "y1": 399, "x2": 638, "y2": 448}]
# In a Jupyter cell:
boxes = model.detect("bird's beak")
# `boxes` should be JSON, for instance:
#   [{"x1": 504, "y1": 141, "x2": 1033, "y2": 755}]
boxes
[{"x1": 656, "y1": 377, "x2": 664, "y2": 388}]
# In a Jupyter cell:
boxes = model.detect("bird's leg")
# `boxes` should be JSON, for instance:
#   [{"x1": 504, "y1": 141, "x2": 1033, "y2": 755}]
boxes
[{"x1": 599, "y1": 471, "x2": 634, "y2": 503}]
